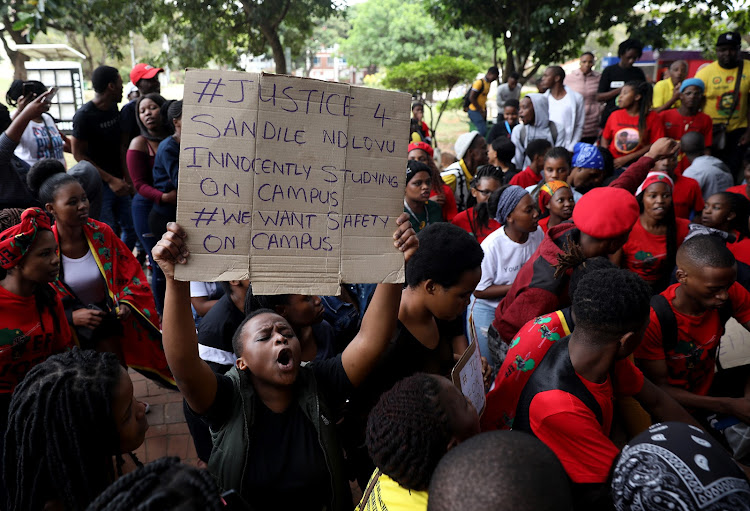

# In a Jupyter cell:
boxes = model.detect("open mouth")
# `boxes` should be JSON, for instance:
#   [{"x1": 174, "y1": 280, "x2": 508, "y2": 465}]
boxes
[{"x1": 276, "y1": 348, "x2": 294, "y2": 370}]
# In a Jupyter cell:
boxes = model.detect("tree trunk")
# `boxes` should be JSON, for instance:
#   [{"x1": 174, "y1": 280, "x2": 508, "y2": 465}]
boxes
[
  {"x1": 11, "y1": 50, "x2": 28, "y2": 80},
  {"x1": 1, "y1": 18, "x2": 29, "y2": 80},
  {"x1": 257, "y1": 20, "x2": 287, "y2": 74}
]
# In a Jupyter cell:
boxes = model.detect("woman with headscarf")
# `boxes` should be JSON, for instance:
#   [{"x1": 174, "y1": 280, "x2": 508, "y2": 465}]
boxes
[
  {"x1": 0, "y1": 208, "x2": 74, "y2": 434},
  {"x1": 614, "y1": 171, "x2": 690, "y2": 293},
  {"x1": 127, "y1": 93, "x2": 172, "y2": 314},
  {"x1": 149, "y1": 100, "x2": 182, "y2": 242},
  {"x1": 537, "y1": 180, "x2": 575, "y2": 233},
  {"x1": 469, "y1": 185, "x2": 542, "y2": 366},
  {"x1": 510, "y1": 93, "x2": 566, "y2": 169}
]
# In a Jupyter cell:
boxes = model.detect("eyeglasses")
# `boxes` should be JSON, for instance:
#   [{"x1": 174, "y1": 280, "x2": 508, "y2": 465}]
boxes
[{"x1": 475, "y1": 188, "x2": 493, "y2": 196}]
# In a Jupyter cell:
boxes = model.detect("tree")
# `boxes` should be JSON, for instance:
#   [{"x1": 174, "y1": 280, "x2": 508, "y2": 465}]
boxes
[
  {"x1": 383, "y1": 55, "x2": 480, "y2": 147},
  {"x1": 424, "y1": 0, "x2": 641, "y2": 82},
  {"x1": 341, "y1": 0, "x2": 492, "y2": 71}
]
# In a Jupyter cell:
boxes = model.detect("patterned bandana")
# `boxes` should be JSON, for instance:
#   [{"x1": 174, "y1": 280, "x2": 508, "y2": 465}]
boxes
[
  {"x1": 0, "y1": 208, "x2": 52, "y2": 269},
  {"x1": 538, "y1": 180, "x2": 571, "y2": 211},
  {"x1": 572, "y1": 142, "x2": 604, "y2": 170},
  {"x1": 612, "y1": 422, "x2": 750, "y2": 510},
  {"x1": 636, "y1": 171, "x2": 674, "y2": 196}
]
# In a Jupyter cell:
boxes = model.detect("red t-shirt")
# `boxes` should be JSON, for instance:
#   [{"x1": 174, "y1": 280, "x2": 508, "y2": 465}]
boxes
[
  {"x1": 509, "y1": 167, "x2": 542, "y2": 188},
  {"x1": 726, "y1": 184, "x2": 750, "y2": 200},
  {"x1": 728, "y1": 230, "x2": 750, "y2": 267},
  {"x1": 635, "y1": 282, "x2": 750, "y2": 396},
  {"x1": 603, "y1": 109, "x2": 665, "y2": 160},
  {"x1": 451, "y1": 208, "x2": 501, "y2": 244},
  {"x1": 672, "y1": 175, "x2": 704, "y2": 219},
  {"x1": 621, "y1": 217, "x2": 690, "y2": 284},
  {"x1": 431, "y1": 183, "x2": 457, "y2": 222},
  {"x1": 0, "y1": 284, "x2": 74, "y2": 394},
  {"x1": 661, "y1": 109, "x2": 713, "y2": 146},
  {"x1": 529, "y1": 358, "x2": 644, "y2": 483},
  {"x1": 482, "y1": 310, "x2": 573, "y2": 431}
]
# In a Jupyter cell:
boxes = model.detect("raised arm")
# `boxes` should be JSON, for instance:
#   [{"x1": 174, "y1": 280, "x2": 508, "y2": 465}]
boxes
[
  {"x1": 609, "y1": 137, "x2": 678, "y2": 193},
  {"x1": 341, "y1": 213, "x2": 417, "y2": 387},
  {"x1": 153, "y1": 223, "x2": 218, "y2": 414}
]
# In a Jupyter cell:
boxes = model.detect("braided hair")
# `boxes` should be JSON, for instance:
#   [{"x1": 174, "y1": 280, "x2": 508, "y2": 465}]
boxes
[
  {"x1": 85, "y1": 457, "x2": 223, "y2": 511},
  {"x1": 6, "y1": 79, "x2": 47, "y2": 107},
  {"x1": 366, "y1": 374, "x2": 455, "y2": 491},
  {"x1": 5, "y1": 349, "x2": 136, "y2": 511},
  {"x1": 466, "y1": 165, "x2": 504, "y2": 209},
  {"x1": 626, "y1": 80, "x2": 653, "y2": 146},
  {"x1": 637, "y1": 185, "x2": 677, "y2": 293}
]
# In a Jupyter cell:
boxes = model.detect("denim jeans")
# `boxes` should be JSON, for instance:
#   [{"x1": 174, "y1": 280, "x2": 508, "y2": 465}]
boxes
[
  {"x1": 100, "y1": 185, "x2": 137, "y2": 250},
  {"x1": 468, "y1": 295, "x2": 499, "y2": 367},
  {"x1": 131, "y1": 194, "x2": 165, "y2": 315},
  {"x1": 467, "y1": 108, "x2": 488, "y2": 137}
]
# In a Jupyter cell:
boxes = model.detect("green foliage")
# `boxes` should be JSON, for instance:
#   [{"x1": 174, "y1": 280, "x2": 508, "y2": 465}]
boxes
[
  {"x1": 384, "y1": 55, "x2": 480, "y2": 146},
  {"x1": 383, "y1": 55, "x2": 481, "y2": 95},
  {"x1": 424, "y1": 0, "x2": 641, "y2": 81},
  {"x1": 341, "y1": 0, "x2": 492, "y2": 70},
  {"x1": 437, "y1": 97, "x2": 463, "y2": 111}
]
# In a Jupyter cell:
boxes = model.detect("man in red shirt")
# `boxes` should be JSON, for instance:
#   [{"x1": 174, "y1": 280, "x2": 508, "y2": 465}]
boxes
[
  {"x1": 636, "y1": 235, "x2": 750, "y2": 424},
  {"x1": 509, "y1": 139, "x2": 551, "y2": 188},
  {"x1": 662, "y1": 78, "x2": 714, "y2": 175},
  {"x1": 513, "y1": 268, "x2": 698, "y2": 508}
]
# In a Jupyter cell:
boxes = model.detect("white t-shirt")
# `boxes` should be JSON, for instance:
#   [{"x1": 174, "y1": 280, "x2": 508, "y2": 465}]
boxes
[
  {"x1": 14, "y1": 114, "x2": 66, "y2": 167},
  {"x1": 475, "y1": 226, "x2": 544, "y2": 308},
  {"x1": 547, "y1": 94, "x2": 574, "y2": 138},
  {"x1": 62, "y1": 250, "x2": 106, "y2": 305},
  {"x1": 190, "y1": 281, "x2": 220, "y2": 298}
]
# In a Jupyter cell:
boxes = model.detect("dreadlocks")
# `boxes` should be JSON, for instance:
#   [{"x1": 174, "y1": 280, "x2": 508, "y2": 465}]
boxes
[
  {"x1": 85, "y1": 457, "x2": 223, "y2": 511},
  {"x1": 5, "y1": 349, "x2": 136, "y2": 511}
]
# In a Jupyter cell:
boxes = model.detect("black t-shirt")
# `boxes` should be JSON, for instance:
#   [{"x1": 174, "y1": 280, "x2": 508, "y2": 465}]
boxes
[
  {"x1": 597, "y1": 64, "x2": 646, "y2": 127},
  {"x1": 197, "y1": 294, "x2": 244, "y2": 374},
  {"x1": 198, "y1": 356, "x2": 352, "y2": 509},
  {"x1": 120, "y1": 99, "x2": 140, "y2": 143},
  {"x1": 72, "y1": 101, "x2": 122, "y2": 177}
]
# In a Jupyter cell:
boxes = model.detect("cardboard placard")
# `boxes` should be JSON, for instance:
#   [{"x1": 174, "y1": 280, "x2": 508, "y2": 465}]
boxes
[
  {"x1": 451, "y1": 339, "x2": 486, "y2": 417},
  {"x1": 174, "y1": 70, "x2": 410, "y2": 294}
]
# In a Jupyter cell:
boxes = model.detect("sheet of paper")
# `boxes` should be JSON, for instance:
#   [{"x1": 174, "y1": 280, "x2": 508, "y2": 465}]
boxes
[
  {"x1": 451, "y1": 341, "x2": 486, "y2": 417},
  {"x1": 174, "y1": 70, "x2": 410, "y2": 294}
]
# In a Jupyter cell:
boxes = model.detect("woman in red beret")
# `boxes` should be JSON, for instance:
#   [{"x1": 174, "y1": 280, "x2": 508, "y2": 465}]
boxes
[
  {"x1": 408, "y1": 141, "x2": 457, "y2": 221},
  {"x1": 0, "y1": 208, "x2": 74, "y2": 431},
  {"x1": 614, "y1": 172, "x2": 690, "y2": 293}
]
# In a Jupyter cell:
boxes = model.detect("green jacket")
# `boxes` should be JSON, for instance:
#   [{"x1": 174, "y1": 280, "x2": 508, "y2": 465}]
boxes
[{"x1": 207, "y1": 365, "x2": 351, "y2": 511}]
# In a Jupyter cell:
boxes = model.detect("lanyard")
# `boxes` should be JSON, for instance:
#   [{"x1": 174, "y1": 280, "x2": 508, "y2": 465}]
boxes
[{"x1": 404, "y1": 200, "x2": 429, "y2": 231}]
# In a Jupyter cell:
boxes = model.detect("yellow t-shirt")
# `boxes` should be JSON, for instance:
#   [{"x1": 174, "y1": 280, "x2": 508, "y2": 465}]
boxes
[
  {"x1": 696, "y1": 60, "x2": 750, "y2": 131},
  {"x1": 652, "y1": 78, "x2": 680, "y2": 109},
  {"x1": 469, "y1": 78, "x2": 490, "y2": 111},
  {"x1": 355, "y1": 471, "x2": 428, "y2": 511}
]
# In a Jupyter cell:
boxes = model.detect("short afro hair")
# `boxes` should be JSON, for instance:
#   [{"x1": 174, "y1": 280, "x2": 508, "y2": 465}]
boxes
[
  {"x1": 618, "y1": 39, "x2": 644, "y2": 59},
  {"x1": 406, "y1": 223, "x2": 483, "y2": 289},
  {"x1": 427, "y1": 431, "x2": 572, "y2": 511},
  {"x1": 92, "y1": 66, "x2": 121, "y2": 94},
  {"x1": 490, "y1": 137, "x2": 516, "y2": 165},
  {"x1": 366, "y1": 374, "x2": 455, "y2": 491},
  {"x1": 677, "y1": 234, "x2": 736, "y2": 270},
  {"x1": 569, "y1": 256, "x2": 617, "y2": 301},
  {"x1": 572, "y1": 268, "x2": 651, "y2": 339},
  {"x1": 526, "y1": 138, "x2": 552, "y2": 160}
]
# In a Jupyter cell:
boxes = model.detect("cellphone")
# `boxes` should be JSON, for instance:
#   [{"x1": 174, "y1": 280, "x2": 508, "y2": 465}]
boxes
[{"x1": 43, "y1": 87, "x2": 58, "y2": 104}]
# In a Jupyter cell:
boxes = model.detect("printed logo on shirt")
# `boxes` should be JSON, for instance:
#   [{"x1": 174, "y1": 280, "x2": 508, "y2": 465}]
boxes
[
  {"x1": 717, "y1": 91, "x2": 742, "y2": 117},
  {"x1": 614, "y1": 127, "x2": 640, "y2": 154},
  {"x1": 713, "y1": 77, "x2": 722, "y2": 85}
]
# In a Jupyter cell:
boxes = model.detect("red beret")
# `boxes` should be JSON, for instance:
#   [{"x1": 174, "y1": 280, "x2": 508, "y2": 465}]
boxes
[
  {"x1": 572, "y1": 187, "x2": 639, "y2": 239},
  {"x1": 408, "y1": 141, "x2": 434, "y2": 158}
]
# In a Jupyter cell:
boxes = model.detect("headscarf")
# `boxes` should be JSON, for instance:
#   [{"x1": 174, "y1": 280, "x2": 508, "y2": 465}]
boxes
[
  {"x1": 494, "y1": 186, "x2": 528, "y2": 224},
  {"x1": 636, "y1": 171, "x2": 674, "y2": 196},
  {"x1": 538, "y1": 180, "x2": 571, "y2": 212},
  {"x1": 572, "y1": 142, "x2": 604, "y2": 170},
  {"x1": 408, "y1": 141, "x2": 434, "y2": 159},
  {"x1": 0, "y1": 208, "x2": 52, "y2": 269},
  {"x1": 612, "y1": 422, "x2": 750, "y2": 511}
]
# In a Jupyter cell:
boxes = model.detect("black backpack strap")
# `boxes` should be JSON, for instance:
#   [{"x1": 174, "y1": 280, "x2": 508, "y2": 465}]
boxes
[
  {"x1": 514, "y1": 338, "x2": 603, "y2": 434},
  {"x1": 650, "y1": 294, "x2": 678, "y2": 353}
]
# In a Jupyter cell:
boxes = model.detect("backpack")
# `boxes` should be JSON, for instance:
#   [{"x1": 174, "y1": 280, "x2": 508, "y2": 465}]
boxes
[
  {"x1": 650, "y1": 294, "x2": 733, "y2": 369},
  {"x1": 463, "y1": 79, "x2": 489, "y2": 112},
  {"x1": 520, "y1": 121, "x2": 558, "y2": 146}
]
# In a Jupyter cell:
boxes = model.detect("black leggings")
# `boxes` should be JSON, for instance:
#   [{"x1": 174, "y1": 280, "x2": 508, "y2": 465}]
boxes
[{"x1": 148, "y1": 209, "x2": 175, "y2": 243}]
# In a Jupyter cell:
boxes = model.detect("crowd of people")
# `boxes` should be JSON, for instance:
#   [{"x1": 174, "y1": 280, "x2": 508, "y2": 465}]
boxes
[{"x1": 0, "y1": 31, "x2": 750, "y2": 511}]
